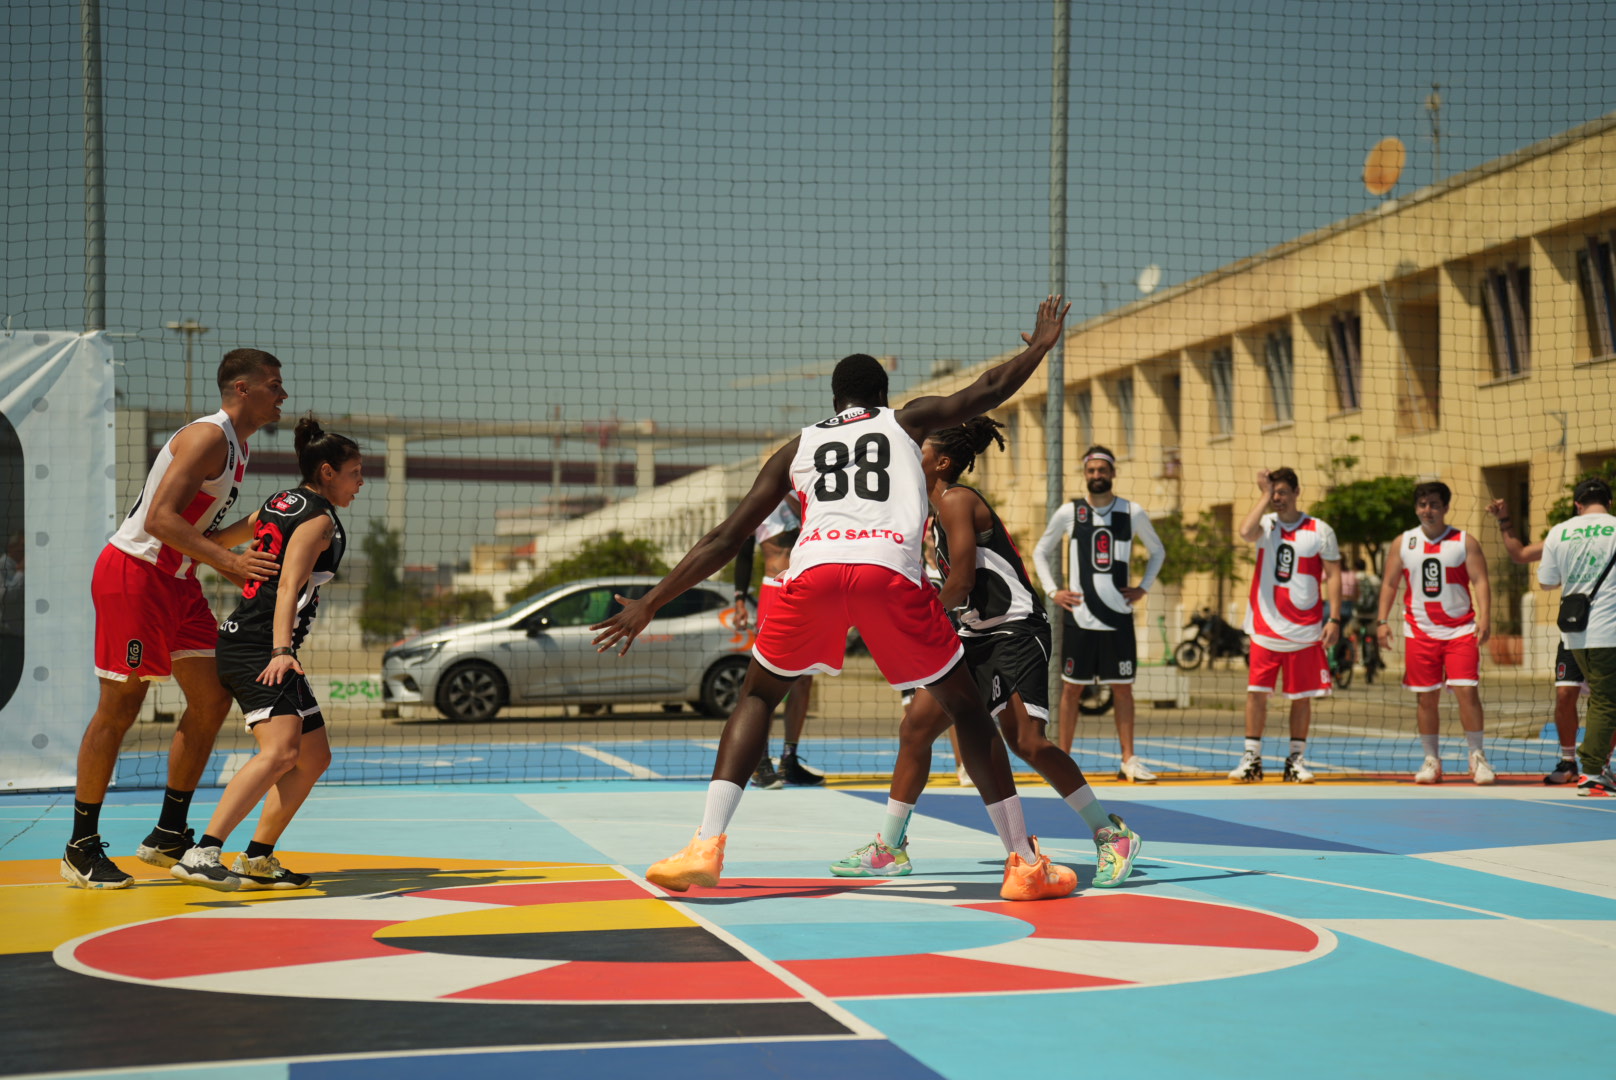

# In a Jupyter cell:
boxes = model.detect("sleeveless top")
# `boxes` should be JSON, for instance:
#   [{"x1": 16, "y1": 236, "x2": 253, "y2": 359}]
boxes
[
  {"x1": 218, "y1": 488, "x2": 346, "y2": 652},
  {"x1": 109, "y1": 409, "x2": 249, "y2": 579},
  {"x1": 930, "y1": 485, "x2": 1044, "y2": 636},
  {"x1": 1395, "y1": 526, "x2": 1475, "y2": 640},
  {"x1": 1067, "y1": 497, "x2": 1136, "y2": 630}
]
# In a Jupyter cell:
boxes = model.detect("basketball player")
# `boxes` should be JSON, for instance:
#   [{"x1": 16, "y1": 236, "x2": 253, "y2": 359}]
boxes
[
  {"x1": 1032, "y1": 446, "x2": 1166, "y2": 781},
  {"x1": 829, "y1": 417, "x2": 1140, "y2": 886},
  {"x1": 62, "y1": 350, "x2": 285, "y2": 889},
  {"x1": 593, "y1": 296, "x2": 1080, "y2": 902},
  {"x1": 173, "y1": 417, "x2": 361, "y2": 890},
  {"x1": 733, "y1": 499, "x2": 822, "y2": 788},
  {"x1": 1488, "y1": 498, "x2": 1586, "y2": 783},
  {"x1": 1375, "y1": 482, "x2": 1495, "y2": 785},
  {"x1": 1229, "y1": 467, "x2": 1341, "y2": 783}
]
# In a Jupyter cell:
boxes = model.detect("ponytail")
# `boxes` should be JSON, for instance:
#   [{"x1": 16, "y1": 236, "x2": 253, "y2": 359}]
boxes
[{"x1": 294, "y1": 414, "x2": 360, "y2": 484}]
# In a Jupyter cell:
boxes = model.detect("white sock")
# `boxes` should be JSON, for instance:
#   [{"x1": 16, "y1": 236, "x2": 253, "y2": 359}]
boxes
[
  {"x1": 1062, "y1": 784, "x2": 1112, "y2": 834},
  {"x1": 1289, "y1": 738, "x2": 1307, "y2": 758},
  {"x1": 1465, "y1": 730, "x2": 1485, "y2": 753},
  {"x1": 1561, "y1": 745, "x2": 1578, "y2": 761},
  {"x1": 697, "y1": 780, "x2": 744, "y2": 840},
  {"x1": 881, "y1": 798, "x2": 915, "y2": 847},
  {"x1": 984, "y1": 796, "x2": 1036, "y2": 861},
  {"x1": 1244, "y1": 737, "x2": 1262, "y2": 756},
  {"x1": 1420, "y1": 733, "x2": 1440, "y2": 758}
]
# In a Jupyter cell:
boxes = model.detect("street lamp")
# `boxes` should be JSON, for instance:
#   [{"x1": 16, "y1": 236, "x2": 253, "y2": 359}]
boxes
[{"x1": 166, "y1": 318, "x2": 209, "y2": 416}]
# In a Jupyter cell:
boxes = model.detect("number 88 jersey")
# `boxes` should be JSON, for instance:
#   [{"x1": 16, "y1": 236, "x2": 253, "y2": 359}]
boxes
[{"x1": 785, "y1": 406, "x2": 928, "y2": 585}]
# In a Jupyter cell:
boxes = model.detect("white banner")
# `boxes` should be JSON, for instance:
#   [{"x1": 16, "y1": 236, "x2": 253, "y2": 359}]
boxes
[{"x1": 0, "y1": 331, "x2": 116, "y2": 790}]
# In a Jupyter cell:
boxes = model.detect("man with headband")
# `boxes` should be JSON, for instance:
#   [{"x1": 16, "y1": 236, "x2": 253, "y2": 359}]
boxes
[{"x1": 1033, "y1": 445, "x2": 1166, "y2": 782}]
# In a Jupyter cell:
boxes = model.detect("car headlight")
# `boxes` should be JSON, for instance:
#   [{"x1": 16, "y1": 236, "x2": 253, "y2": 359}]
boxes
[{"x1": 387, "y1": 641, "x2": 445, "y2": 667}]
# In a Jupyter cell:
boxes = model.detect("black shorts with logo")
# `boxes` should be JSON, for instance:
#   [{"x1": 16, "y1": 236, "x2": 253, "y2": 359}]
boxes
[
  {"x1": 1555, "y1": 642, "x2": 1587, "y2": 687},
  {"x1": 961, "y1": 623, "x2": 1052, "y2": 721},
  {"x1": 1061, "y1": 617, "x2": 1137, "y2": 684},
  {"x1": 216, "y1": 638, "x2": 326, "y2": 732}
]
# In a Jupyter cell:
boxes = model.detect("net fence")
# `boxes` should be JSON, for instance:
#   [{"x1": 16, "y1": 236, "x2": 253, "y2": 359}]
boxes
[{"x1": 6, "y1": 0, "x2": 1615, "y2": 787}]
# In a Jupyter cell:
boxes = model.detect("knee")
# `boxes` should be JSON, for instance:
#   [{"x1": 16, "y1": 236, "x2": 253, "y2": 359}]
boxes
[
  {"x1": 258, "y1": 745, "x2": 301, "y2": 776},
  {"x1": 1003, "y1": 725, "x2": 1048, "y2": 762},
  {"x1": 301, "y1": 739, "x2": 332, "y2": 775}
]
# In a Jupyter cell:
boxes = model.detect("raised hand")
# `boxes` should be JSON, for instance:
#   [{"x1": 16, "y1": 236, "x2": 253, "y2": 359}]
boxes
[
  {"x1": 591, "y1": 593, "x2": 656, "y2": 656},
  {"x1": 1019, "y1": 294, "x2": 1072, "y2": 351},
  {"x1": 1256, "y1": 468, "x2": 1273, "y2": 493}
]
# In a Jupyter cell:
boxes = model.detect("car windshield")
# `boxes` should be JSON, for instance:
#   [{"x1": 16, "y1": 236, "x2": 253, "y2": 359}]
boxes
[{"x1": 487, "y1": 583, "x2": 573, "y2": 624}]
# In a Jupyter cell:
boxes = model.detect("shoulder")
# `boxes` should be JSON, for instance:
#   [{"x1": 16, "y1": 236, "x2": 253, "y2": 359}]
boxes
[{"x1": 260, "y1": 489, "x2": 313, "y2": 520}]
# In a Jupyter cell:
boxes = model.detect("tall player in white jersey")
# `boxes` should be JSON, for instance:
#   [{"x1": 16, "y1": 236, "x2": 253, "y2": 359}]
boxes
[
  {"x1": 1230, "y1": 467, "x2": 1341, "y2": 784},
  {"x1": 61, "y1": 350, "x2": 285, "y2": 890},
  {"x1": 593, "y1": 297, "x2": 1080, "y2": 903},
  {"x1": 1375, "y1": 481, "x2": 1496, "y2": 785}
]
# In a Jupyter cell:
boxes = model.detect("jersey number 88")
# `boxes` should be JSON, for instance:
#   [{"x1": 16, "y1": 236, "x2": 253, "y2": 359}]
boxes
[{"x1": 814, "y1": 433, "x2": 891, "y2": 502}]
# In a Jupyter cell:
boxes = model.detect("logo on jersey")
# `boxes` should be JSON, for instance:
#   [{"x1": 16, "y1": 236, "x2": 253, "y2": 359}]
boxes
[
  {"x1": 815, "y1": 409, "x2": 875, "y2": 429},
  {"x1": 269, "y1": 491, "x2": 306, "y2": 515},
  {"x1": 203, "y1": 487, "x2": 239, "y2": 536},
  {"x1": 1076, "y1": 504, "x2": 1090, "y2": 525},
  {"x1": 1092, "y1": 528, "x2": 1114, "y2": 570},
  {"x1": 1421, "y1": 558, "x2": 1443, "y2": 597},
  {"x1": 125, "y1": 639, "x2": 143, "y2": 669},
  {"x1": 1275, "y1": 543, "x2": 1296, "y2": 583},
  {"x1": 1407, "y1": 535, "x2": 1418, "y2": 551}
]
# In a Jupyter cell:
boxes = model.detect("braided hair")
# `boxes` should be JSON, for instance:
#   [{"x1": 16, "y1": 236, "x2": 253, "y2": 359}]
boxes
[{"x1": 926, "y1": 416, "x2": 1006, "y2": 482}]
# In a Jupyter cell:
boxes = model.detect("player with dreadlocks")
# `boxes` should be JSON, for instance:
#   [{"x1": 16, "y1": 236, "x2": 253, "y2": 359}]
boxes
[{"x1": 829, "y1": 416, "x2": 1141, "y2": 887}]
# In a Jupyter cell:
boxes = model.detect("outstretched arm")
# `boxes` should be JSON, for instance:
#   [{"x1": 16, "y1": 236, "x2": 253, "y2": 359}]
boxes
[
  {"x1": 591, "y1": 439, "x2": 799, "y2": 655},
  {"x1": 894, "y1": 295, "x2": 1070, "y2": 441},
  {"x1": 1486, "y1": 498, "x2": 1541, "y2": 563}
]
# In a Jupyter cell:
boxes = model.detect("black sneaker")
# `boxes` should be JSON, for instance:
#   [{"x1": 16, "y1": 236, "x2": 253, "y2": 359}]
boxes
[
  {"x1": 135, "y1": 825, "x2": 196, "y2": 868},
  {"x1": 170, "y1": 846, "x2": 242, "y2": 891},
  {"x1": 752, "y1": 756, "x2": 784, "y2": 790},
  {"x1": 231, "y1": 853, "x2": 312, "y2": 890},
  {"x1": 1544, "y1": 759, "x2": 1580, "y2": 785},
  {"x1": 779, "y1": 751, "x2": 826, "y2": 786},
  {"x1": 60, "y1": 835, "x2": 133, "y2": 890}
]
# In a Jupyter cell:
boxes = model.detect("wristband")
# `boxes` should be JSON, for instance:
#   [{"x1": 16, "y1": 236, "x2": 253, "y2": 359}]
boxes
[
  {"x1": 271, "y1": 646, "x2": 294, "y2": 658},
  {"x1": 1328, "y1": 618, "x2": 1342, "y2": 624},
  {"x1": 1497, "y1": 518, "x2": 1511, "y2": 527},
  {"x1": 1376, "y1": 619, "x2": 1388, "y2": 626}
]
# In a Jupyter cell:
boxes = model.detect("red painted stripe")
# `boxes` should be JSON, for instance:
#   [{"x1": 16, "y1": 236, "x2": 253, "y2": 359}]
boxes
[
  {"x1": 447, "y1": 960, "x2": 799, "y2": 1001},
  {"x1": 783, "y1": 953, "x2": 1128, "y2": 997},
  {"x1": 74, "y1": 918, "x2": 403, "y2": 980},
  {"x1": 408, "y1": 879, "x2": 648, "y2": 906},
  {"x1": 963, "y1": 894, "x2": 1319, "y2": 952}
]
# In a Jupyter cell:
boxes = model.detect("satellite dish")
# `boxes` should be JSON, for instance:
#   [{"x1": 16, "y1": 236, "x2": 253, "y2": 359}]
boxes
[
  {"x1": 1363, "y1": 136, "x2": 1406, "y2": 196},
  {"x1": 1136, "y1": 264, "x2": 1161, "y2": 296}
]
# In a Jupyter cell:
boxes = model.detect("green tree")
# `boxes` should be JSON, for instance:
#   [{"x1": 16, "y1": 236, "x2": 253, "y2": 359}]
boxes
[
  {"x1": 1547, "y1": 457, "x2": 1616, "y2": 529},
  {"x1": 506, "y1": 531, "x2": 671, "y2": 604},
  {"x1": 1148, "y1": 509, "x2": 1251, "y2": 596},
  {"x1": 359, "y1": 519, "x2": 413, "y2": 641},
  {"x1": 1307, "y1": 475, "x2": 1416, "y2": 574}
]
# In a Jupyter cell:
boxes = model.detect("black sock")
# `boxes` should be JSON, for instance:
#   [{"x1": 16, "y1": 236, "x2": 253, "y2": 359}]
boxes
[
  {"x1": 198, "y1": 834, "x2": 226, "y2": 850},
  {"x1": 245, "y1": 840, "x2": 274, "y2": 859},
  {"x1": 783, "y1": 742, "x2": 798, "y2": 759},
  {"x1": 71, "y1": 800, "x2": 102, "y2": 845},
  {"x1": 158, "y1": 787, "x2": 194, "y2": 832}
]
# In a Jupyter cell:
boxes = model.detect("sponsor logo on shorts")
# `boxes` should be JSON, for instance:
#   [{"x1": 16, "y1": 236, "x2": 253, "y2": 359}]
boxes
[
  {"x1": 125, "y1": 639, "x2": 144, "y2": 669},
  {"x1": 1274, "y1": 543, "x2": 1295, "y2": 583},
  {"x1": 1421, "y1": 557, "x2": 1443, "y2": 598},
  {"x1": 1556, "y1": 661, "x2": 1568, "y2": 680},
  {"x1": 1063, "y1": 657, "x2": 1074, "y2": 676},
  {"x1": 1093, "y1": 527, "x2": 1114, "y2": 571}
]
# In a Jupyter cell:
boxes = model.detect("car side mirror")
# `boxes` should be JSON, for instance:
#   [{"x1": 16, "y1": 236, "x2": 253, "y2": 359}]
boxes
[{"x1": 526, "y1": 617, "x2": 550, "y2": 636}]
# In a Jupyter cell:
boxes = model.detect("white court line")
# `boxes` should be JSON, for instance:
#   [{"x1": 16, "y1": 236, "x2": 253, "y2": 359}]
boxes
[
  {"x1": 561, "y1": 744, "x2": 663, "y2": 780},
  {"x1": 215, "y1": 751, "x2": 253, "y2": 783}
]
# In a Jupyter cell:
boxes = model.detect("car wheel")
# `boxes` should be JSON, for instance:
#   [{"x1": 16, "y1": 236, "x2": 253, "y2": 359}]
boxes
[
  {"x1": 699, "y1": 655, "x2": 750, "y2": 718},
  {"x1": 435, "y1": 661, "x2": 508, "y2": 722}
]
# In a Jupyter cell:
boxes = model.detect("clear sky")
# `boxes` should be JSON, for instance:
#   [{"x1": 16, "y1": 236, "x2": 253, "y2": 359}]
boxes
[{"x1": 6, "y1": 0, "x2": 1614, "y2": 564}]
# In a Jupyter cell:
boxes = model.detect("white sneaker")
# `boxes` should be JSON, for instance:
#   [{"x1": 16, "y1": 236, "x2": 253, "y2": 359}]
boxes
[
  {"x1": 1117, "y1": 756, "x2": 1158, "y2": 783},
  {"x1": 1414, "y1": 756, "x2": 1443, "y2": 784},
  {"x1": 1470, "y1": 749, "x2": 1496, "y2": 786},
  {"x1": 169, "y1": 845, "x2": 241, "y2": 891},
  {"x1": 955, "y1": 766, "x2": 975, "y2": 788},
  {"x1": 1283, "y1": 752, "x2": 1315, "y2": 784},
  {"x1": 1227, "y1": 751, "x2": 1263, "y2": 782}
]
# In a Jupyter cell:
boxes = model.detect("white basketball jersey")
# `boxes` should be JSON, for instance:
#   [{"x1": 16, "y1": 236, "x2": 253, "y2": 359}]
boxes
[
  {"x1": 1244, "y1": 513, "x2": 1340, "y2": 651},
  {"x1": 785, "y1": 406, "x2": 927, "y2": 584},
  {"x1": 1395, "y1": 526, "x2": 1475, "y2": 640},
  {"x1": 109, "y1": 410, "x2": 249, "y2": 580}
]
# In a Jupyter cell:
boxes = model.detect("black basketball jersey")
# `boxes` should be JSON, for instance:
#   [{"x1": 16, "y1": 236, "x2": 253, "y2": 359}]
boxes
[
  {"x1": 1068, "y1": 497, "x2": 1134, "y2": 630},
  {"x1": 219, "y1": 487, "x2": 346, "y2": 651},
  {"x1": 930, "y1": 485, "x2": 1045, "y2": 636}
]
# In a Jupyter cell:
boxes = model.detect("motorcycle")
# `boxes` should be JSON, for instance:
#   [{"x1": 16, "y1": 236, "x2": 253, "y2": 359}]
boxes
[{"x1": 1173, "y1": 609, "x2": 1250, "y2": 670}]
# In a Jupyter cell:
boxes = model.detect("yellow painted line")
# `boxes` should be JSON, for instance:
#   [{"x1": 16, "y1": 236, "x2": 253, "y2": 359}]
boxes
[
  {"x1": 377, "y1": 898, "x2": 693, "y2": 939},
  {"x1": 0, "y1": 853, "x2": 615, "y2": 888}
]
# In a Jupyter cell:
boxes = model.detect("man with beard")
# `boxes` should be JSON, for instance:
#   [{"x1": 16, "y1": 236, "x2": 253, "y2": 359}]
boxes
[{"x1": 1033, "y1": 446, "x2": 1166, "y2": 782}]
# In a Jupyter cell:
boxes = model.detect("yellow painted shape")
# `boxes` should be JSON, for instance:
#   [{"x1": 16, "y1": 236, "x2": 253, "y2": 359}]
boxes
[
  {"x1": 0, "y1": 856, "x2": 622, "y2": 956},
  {"x1": 377, "y1": 898, "x2": 692, "y2": 940}
]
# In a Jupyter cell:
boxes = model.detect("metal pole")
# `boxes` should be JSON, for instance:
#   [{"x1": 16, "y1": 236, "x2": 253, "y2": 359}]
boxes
[
  {"x1": 81, "y1": 0, "x2": 107, "y2": 331},
  {"x1": 1045, "y1": 0, "x2": 1071, "y2": 711}
]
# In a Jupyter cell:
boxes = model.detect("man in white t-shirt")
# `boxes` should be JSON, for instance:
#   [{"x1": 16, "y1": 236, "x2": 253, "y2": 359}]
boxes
[
  {"x1": 1229, "y1": 467, "x2": 1341, "y2": 784},
  {"x1": 1538, "y1": 479, "x2": 1616, "y2": 797}
]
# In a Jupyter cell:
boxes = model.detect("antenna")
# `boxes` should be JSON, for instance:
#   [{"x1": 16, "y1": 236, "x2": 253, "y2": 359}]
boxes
[
  {"x1": 1424, "y1": 83, "x2": 1442, "y2": 180},
  {"x1": 1136, "y1": 264, "x2": 1161, "y2": 296},
  {"x1": 1363, "y1": 136, "x2": 1406, "y2": 198}
]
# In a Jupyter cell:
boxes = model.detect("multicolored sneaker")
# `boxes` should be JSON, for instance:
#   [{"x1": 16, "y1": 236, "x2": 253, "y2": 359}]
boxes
[
  {"x1": 752, "y1": 757, "x2": 784, "y2": 790},
  {"x1": 1414, "y1": 756, "x2": 1443, "y2": 784},
  {"x1": 1469, "y1": 749, "x2": 1496, "y2": 786},
  {"x1": 60, "y1": 836, "x2": 133, "y2": 890},
  {"x1": 1577, "y1": 771, "x2": 1615, "y2": 798},
  {"x1": 829, "y1": 834, "x2": 912, "y2": 877},
  {"x1": 1543, "y1": 758, "x2": 1579, "y2": 785},
  {"x1": 999, "y1": 837, "x2": 1077, "y2": 901},
  {"x1": 231, "y1": 853, "x2": 312, "y2": 890},
  {"x1": 1092, "y1": 814, "x2": 1141, "y2": 889},
  {"x1": 646, "y1": 832, "x2": 726, "y2": 892},
  {"x1": 1227, "y1": 751, "x2": 1263, "y2": 783},
  {"x1": 135, "y1": 825, "x2": 196, "y2": 868}
]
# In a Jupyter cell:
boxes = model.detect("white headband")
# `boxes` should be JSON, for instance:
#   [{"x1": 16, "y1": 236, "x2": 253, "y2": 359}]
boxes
[{"x1": 1084, "y1": 451, "x2": 1116, "y2": 465}]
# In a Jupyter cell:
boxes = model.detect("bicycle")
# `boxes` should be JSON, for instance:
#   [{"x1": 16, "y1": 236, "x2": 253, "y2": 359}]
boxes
[{"x1": 1328, "y1": 617, "x2": 1384, "y2": 688}]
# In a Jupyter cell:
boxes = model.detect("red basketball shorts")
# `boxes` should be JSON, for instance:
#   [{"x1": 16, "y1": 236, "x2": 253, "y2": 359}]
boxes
[
  {"x1": 91, "y1": 544, "x2": 219, "y2": 681},
  {"x1": 1247, "y1": 641, "x2": 1332, "y2": 700},
  {"x1": 755, "y1": 575, "x2": 783, "y2": 630},
  {"x1": 751, "y1": 563, "x2": 964, "y2": 690},
  {"x1": 1402, "y1": 633, "x2": 1480, "y2": 692}
]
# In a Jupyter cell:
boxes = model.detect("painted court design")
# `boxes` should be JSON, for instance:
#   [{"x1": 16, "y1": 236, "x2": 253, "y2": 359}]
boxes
[{"x1": 3, "y1": 780, "x2": 1615, "y2": 1079}]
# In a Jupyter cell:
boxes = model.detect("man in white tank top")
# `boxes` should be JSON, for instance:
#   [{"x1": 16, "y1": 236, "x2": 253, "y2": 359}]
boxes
[
  {"x1": 594, "y1": 297, "x2": 1091, "y2": 903},
  {"x1": 1375, "y1": 481, "x2": 1495, "y2": 785},
  {"x1": 62, "y1": 350, "x2": 286, "y2": 890}
]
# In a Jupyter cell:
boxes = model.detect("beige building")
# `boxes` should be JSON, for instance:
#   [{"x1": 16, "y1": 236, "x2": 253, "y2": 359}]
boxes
[{"x1": 908, "y1": 113, "x2": 1616, "y2": 667}]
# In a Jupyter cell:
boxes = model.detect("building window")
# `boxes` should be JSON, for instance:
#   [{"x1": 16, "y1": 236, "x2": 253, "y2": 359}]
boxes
[
  {"x1": 1114, "y1": 377, "x2": 1134, "y2": 456},
  {"x1": 1326, "y1": 312, "x2": 1362, "y2": 411},
  {"x1": 1209, "y1": 347, "x2": 1234, "y2": 436},
  {"x1": 1073, "y1": 389, "x2": 1093, "y2": 447},
  {"x1": 1576, "y1": 235, "x2": 1616, "y2": 358},
  {"x1": 1481, "y1": 263, "x2": 1530, "y2": 377},
  {"x1": 1263, "y1": 329, "x2": 1294, "y2": 424}
]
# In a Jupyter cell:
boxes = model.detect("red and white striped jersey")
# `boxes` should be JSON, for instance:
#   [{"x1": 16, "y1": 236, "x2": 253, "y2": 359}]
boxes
[
  {"x1": 1244, "y1": 513, "x2": 1340, "y2": 652},
  {"x1": 784, "y1": 406, "x2": 927, "y2": 584},
  {"x1": 1395, "y1": 525, "x2": 1475, "y2": 640},
  {"x1": 108, "y1": 410, "x2": 249, "y2": 580}
]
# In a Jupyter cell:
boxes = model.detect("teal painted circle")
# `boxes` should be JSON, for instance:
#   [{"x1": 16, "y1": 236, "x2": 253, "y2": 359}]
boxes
[{"x1": 704, "y1": 896, "x2": 1031, "y2": 961}]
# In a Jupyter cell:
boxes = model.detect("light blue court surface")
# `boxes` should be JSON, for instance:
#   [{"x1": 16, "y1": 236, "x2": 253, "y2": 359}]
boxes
[{"x1": 3, "y1": 780, "x2": 1615, "y2": 1080}]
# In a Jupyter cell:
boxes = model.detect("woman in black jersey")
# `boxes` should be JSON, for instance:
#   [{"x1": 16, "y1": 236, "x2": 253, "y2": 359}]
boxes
[
  {"x1": 172, "y1": 417, "x2": 362, "y2": 891},
  {"x1": 830, "y1": 417, "x2": 1141, "y2": 887}
]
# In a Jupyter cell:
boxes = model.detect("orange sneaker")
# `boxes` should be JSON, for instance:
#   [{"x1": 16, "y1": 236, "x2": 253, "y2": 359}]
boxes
[
  {"x1": 999, "y1": 837, "x2": 1077, "y2": 901},
  {"x1": 646, "y1": 832, "x2": 726, "y2": 892}
]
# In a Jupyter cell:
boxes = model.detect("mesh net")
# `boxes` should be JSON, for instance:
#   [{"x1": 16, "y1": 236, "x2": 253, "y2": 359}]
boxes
[{"x1": 6, "y1": 0, "x2": 1615, "y2": 786}]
